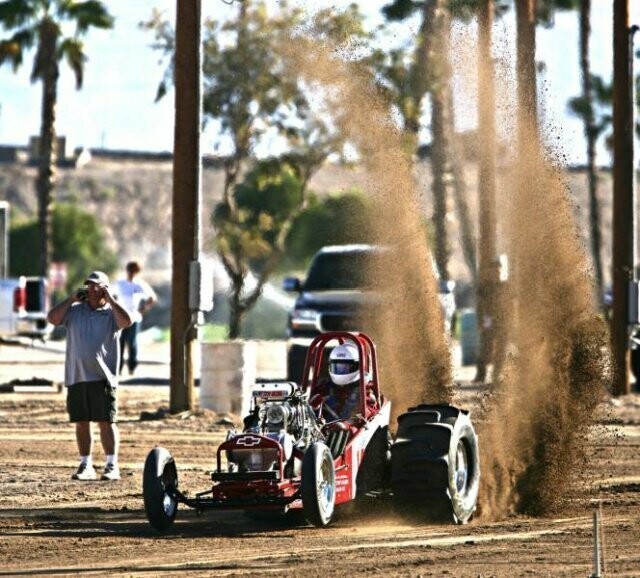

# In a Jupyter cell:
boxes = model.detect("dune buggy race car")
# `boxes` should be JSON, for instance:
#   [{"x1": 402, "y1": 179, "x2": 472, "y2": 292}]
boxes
[{"x1": 142, "y1": 331, "x2": 480, "y2": 530}]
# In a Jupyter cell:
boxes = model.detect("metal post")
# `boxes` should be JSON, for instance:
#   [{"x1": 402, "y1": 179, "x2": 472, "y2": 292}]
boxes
[
  {"x1": 591, "y1": 509, "x2": 602, "y2": 578},
  {"x1": 599, "y1": 502, "x2": 606, "y2": 574}
]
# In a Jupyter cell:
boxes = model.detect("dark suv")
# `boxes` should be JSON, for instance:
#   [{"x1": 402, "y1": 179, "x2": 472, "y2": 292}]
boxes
[{"x1": 283, "y1": 244, "x2": 455, "y2": 380}]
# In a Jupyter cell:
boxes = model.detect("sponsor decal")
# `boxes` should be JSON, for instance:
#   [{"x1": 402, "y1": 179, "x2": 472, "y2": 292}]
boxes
[
  {"x1": 234, "y1": 435, "x2": 262, "y2": 447},
  {"x1": 253, "y1": 390, "x2": 286, "y2": 399},
  {"x1": 336, "y1": 475, "x2": 349, "y2": 488}
]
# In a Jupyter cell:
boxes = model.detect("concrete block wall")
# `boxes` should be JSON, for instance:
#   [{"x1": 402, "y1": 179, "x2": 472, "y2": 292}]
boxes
[{"x1": 199, "y1": 340, "x2": 287, "y2": 416}]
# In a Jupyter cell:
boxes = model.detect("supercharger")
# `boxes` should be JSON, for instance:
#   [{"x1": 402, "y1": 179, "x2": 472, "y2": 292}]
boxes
[{"x1": 226, "y1": 382, "x2": 325, "y2": 476}]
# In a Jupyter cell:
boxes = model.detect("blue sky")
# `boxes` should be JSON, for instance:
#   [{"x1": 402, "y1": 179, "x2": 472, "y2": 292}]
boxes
[{"x1": 0, "y1": 1, "x2": 638, "y2": 166}]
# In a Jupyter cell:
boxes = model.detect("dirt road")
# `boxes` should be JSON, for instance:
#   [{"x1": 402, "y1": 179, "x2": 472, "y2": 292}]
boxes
[{"x1": 0, "y1": 340, "x2": 639, "y2": 577}]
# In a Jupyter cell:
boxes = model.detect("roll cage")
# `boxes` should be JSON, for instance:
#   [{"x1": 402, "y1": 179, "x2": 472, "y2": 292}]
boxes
[{"x1": 300, "y1": 331, "x2": 384, "y2": 417}]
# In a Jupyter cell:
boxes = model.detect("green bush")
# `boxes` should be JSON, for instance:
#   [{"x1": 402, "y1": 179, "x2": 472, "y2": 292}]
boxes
[
  {"x1": 284, "y1": 189, "x2": 376, "y2": 269},
  {"x1": 9, "y1": 203, "x2": 118, "y2": 296}
]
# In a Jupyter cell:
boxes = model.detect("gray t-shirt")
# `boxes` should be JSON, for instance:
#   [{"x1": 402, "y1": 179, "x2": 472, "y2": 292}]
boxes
[{"x1": 63, "y1": 302, "x2": 121, "y2": 387}]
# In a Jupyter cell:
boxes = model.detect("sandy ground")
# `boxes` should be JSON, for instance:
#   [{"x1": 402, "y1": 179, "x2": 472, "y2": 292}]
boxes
[{"x1": 0, "y1": 338, "x2": 639, "y2": 577}]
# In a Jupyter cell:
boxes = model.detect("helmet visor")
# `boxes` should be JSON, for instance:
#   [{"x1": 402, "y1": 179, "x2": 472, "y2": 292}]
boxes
[{"x1": 330, "y1": 360, "x2": 359, "y2": 376}]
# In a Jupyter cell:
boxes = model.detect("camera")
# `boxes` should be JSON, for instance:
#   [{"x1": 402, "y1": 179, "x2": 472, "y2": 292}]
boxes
[{"x1": 76, "y1": 288, "x2": 88, "y2": 301}]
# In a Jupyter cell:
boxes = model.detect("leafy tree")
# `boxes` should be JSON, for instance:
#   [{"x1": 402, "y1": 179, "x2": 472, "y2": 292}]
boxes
[
  {"x1": 143, "y1": 1, "x2": 366, "y2": 200},
  {"x1": 381, "y1": 0, "x2": 455, "y2": 283},
  {"x1": 9, "y1": 203, "x2": 118, "y2": 296},
  {"x1": 0, "y1": 0, "x2": 114, "y2": 278},
  {"x1": 213, "y1": 159, "x2": 306, "y2": 338},
  {"x1": 284, "y1": 190, "x2": 377, "y2": 268},
  {"x1": 144, "y1": 0, "x2": 368, "y2": 337}
]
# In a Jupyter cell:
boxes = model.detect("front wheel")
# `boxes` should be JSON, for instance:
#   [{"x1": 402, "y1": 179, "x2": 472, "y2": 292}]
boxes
[
  {"x1": 143, "y1": 447, "x2": 179, "y2": 531},
  {"x1": 301, "y1": 442, "x2": 336, "y2": 527}
]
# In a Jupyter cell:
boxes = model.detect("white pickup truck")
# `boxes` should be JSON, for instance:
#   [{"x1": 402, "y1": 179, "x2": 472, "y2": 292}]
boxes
[
  {"x1": 0, "y1": 202, "x2": 50, "y2": 340},
  {"x1": 0, "y1": 276, "x2": 50, "y2": 340}
]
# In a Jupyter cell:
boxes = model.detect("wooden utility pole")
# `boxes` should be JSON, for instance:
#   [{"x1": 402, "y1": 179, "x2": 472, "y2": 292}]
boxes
[
  {"x1": 170, "y1": 0, "x2": 202, "y2": 412},
  {"x1": 611, "y1": 0, "x2": 634, "y2": 396}
]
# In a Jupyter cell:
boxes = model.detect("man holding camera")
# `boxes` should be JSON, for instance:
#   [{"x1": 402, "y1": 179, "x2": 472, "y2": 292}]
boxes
[{"x1": 47, "y1": 271, "x2": 132, "y2": 481}]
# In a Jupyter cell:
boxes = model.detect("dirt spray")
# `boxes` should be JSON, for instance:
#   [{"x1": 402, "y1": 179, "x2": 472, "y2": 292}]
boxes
[
  {"x1": 283, "y1": 38, "x2": 454, "y2": 412},
  {"x1": 287, "y1": 17, "x2": 611, "y2": 519}
]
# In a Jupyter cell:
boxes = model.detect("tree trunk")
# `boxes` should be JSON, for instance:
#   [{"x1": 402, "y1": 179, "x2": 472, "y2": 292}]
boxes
[
  {"x1": 228, "y1": 275, "x2": 246, "y2": 340},
  {"x1": 448, "y1": 97, "x2": 477, "y2": 283},
  {"x1": 427, "y1": 0, "x2": 453, "y2": 282},
  {"x1": 475, "y1": 0, "x2": 499, "y2": 383},
  {"x1": 580, "y1": 0, "x2": 604, "y2": 309},
  {"x1": 516, "y1": 0, "x2": 538, "y2": 144},
  {"x1": 36, "y1": 26, "x2": 59, "y2": 280}
]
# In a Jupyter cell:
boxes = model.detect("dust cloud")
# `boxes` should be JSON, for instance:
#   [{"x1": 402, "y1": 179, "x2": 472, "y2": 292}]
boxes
[
  {"x1": 477, "y1": 131, "x2": 611, "y2": 518},
  {"x1": 287, "y1": 14, "x2": 610, "y2": 519},
  {"x1": 283, "y1": 38, "x2": 453, "y2": 411}
]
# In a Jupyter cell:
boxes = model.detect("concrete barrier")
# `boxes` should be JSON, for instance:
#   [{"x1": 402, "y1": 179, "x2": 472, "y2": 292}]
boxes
[{"x1": 199, "y1": 340, "x2": 287, "y2": 416}]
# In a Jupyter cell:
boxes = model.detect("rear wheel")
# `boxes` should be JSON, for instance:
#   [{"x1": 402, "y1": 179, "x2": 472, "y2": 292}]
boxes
[
  {"x1": 391, "y1": 405, "x2": 479, "y2": 524},
  {"x1": 301, "y1": 442, "x2": 336, "y2": 527},
  {"x1": 143, "y1": 447, "x2": 179, "y2": 531}
]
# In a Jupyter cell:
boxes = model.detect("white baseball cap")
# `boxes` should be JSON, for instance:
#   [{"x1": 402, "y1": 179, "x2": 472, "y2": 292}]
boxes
[{"x1": 84, "y1": 271, "x2": 109, "y2": 286}]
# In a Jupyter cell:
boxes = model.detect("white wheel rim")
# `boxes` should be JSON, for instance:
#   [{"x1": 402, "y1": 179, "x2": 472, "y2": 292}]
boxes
[
  {"x1": 455, "y1": 440, "x2": 468, "y2": 494},
  {"x1": 317, "y1": 452, "x2": 335, "y2": 515}
]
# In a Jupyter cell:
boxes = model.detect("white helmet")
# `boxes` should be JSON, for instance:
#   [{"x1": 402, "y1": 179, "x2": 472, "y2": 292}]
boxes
[{"x1": 329, "y1": 343, "x2": 360, "y2": 386}]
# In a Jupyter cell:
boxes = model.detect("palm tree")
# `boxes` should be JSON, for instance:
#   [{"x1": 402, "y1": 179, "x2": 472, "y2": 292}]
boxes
[
  {"x1": 515, "y1": 0, "x2": 538, "y2": 146},
  {"x1": 383, "y1": 0, "x2": 457, "y2": 282},
  {"x1": 474, "y1": 0, "x2": 499, "y2": 383},
  {"x1": 578, "y1": 0, "x2": 604, "y2": 307},
  {"x1": 0, "y1": 0, "x2": 113, "y2": 277}
]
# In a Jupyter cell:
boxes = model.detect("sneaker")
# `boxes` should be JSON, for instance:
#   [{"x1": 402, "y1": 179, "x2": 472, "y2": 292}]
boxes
[
  {"x1": 101, "y1": 463, "x2": 121, "y2": 481},
  {"x1": 71, "y1": 463, "x2": 97, "y2": 481}
]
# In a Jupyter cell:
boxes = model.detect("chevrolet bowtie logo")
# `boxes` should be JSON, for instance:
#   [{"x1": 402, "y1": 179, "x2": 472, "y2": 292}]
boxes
[{"x1": 235, "y1": 435, "x2": 262, "y2": 447}]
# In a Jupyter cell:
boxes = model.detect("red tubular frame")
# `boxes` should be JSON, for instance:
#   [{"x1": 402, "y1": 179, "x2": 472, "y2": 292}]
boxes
[{"x1": 301, "y1": 331, "x2": 382, "y2": 416}]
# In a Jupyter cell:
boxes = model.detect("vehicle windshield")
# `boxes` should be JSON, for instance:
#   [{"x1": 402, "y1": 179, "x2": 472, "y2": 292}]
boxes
[{"x1": 304, "y1": 250, "x2": 384, "y2": 291}]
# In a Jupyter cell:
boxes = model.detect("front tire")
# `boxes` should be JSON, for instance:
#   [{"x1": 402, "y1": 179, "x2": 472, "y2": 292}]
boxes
[
  {"x1": 301, "y1": 442, "x2": 336, "y2": 527},
  {"x1": 143, "y1": 447, "x2": 179, "y2": 531}
]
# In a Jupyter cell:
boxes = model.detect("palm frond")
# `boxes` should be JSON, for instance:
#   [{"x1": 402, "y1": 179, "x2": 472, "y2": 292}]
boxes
[
  {"x1": 0, "y1": 27, "x2": 33, "y2": 69},
  {"x1": 382, "y1": 0, "x2": 420, "y2": 22},
  {"x1": 60, "y1": 0, "x2": 113, "y2": 33},
  {"x1": 0, "y1": 38, "x2": 22, "y2": 69},
  {"x1": 60, "y1": 36, "x2": 85, "y2": 88},
  {"x1": 0, "y1": 0, "x2": 37, "y2": 30}
]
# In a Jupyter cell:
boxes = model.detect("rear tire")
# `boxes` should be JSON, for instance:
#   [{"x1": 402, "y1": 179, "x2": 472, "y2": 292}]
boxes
[
  {"x1": 301, "y1": 442, "x2": 336, "y2": 527},
  {"x1": 391, "y1": 405, "x2": 479, "y2": 524},
  {"x1": 143, "y1": 447, "x2": 179, "y2": 531}
]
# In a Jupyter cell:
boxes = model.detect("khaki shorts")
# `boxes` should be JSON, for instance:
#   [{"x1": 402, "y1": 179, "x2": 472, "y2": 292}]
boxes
[{"x1": 67, "y1": 380, "x2": 118, "y2": 423}]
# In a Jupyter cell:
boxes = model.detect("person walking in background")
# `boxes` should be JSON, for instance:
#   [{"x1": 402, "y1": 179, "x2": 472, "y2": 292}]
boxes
[
  {"x1": 114, "y1": 261, "x2": 157, "y2": 376},
  {"x1": 47, "y1": 271, "x2": 132, "y2": 481}
]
